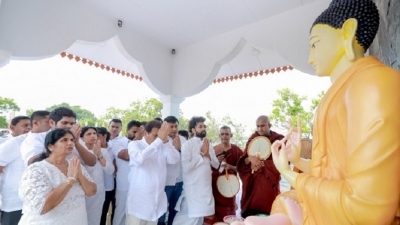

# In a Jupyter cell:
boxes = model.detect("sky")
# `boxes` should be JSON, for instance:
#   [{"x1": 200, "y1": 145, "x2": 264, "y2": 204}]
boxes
[{"x1": 0, "y1": 55, "x2": 331, "y2": 134}]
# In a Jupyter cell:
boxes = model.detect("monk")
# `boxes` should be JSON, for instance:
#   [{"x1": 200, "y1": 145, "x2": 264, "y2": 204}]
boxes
[
  {"x1": 233, "y1": 0, "x2": 400, "y2": 224},
  {"x1": 236, "y1": 115, "x2": 284, "y2": 217},
  {"x1": 209, "y1": 125, "x2": 243, "y2": 223}
]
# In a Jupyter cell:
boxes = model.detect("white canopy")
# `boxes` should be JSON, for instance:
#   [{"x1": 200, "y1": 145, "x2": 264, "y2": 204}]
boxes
[{"x1": 0, "y1": 0, "x2": 330, "y2": 116}]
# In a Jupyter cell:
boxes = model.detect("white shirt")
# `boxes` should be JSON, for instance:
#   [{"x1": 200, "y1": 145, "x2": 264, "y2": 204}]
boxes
[
  {"x1": 0, "y1": 134, "x2": 27, "y2": 211},
  {"x1": 165, "y1": 135, "x2": 186, "y2": 186},
  {"x1": 112, "y1": 137, "x2": 130, "y2": 191},
  {"x1": 127, "y1": 137, "x2": 180, "y2": 221},
  {"x1": 180, "y1": 137, "x2": 219, "y2": 218},
  {"x1": 83, "y1": 147, "x2": 114, "y2": 193},
  {"x1": 0, "y1": 135, "x2": 11, "y2": 145},
  {"x1": 103, "y1": 145, "x2": 115, "y2": 191}
]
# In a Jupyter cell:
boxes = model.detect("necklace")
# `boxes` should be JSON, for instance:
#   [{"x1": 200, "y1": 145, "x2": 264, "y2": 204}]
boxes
[{"x1": 47, "y1": 159, "x2": 67, "y2": 176}]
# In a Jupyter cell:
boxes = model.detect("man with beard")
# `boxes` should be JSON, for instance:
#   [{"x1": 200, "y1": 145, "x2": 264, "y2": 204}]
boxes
[
  {"x1": 236, "y1": 115, "x2": 284, "y2": 217},
  {"x1": 210, "y1": 125, "x2": 243, "y2": 223},
  {"x1": 173, "y1": 116, "x2": 219, "y2": 225},
  {"x1": 112, "y1": 119, "x2": 141, "y2": 225}
]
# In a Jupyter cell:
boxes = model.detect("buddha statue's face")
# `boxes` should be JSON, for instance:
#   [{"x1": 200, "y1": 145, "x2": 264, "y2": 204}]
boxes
[{"x1": 308, "y1": 24, "x2": 346, "y2": 76}]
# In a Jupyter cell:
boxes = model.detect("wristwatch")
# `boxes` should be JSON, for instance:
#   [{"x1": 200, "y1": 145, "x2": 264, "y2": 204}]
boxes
[{"x1": 97, "y1": 156, "x2": 104, "y2": 160}]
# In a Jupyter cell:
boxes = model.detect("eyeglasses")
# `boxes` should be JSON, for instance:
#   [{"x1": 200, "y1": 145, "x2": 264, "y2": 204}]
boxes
[{"x1": 220, "y1": 133, "x2": 230, "y2": 136}]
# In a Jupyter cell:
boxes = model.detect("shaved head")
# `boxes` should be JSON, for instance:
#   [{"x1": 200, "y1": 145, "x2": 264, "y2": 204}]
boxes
[
  {"x1": 256, "y1": 115, "x2": 271, "y2": 136},
  {"x1": 256, "y1": 115, "x2": 270, "y2": 123}
]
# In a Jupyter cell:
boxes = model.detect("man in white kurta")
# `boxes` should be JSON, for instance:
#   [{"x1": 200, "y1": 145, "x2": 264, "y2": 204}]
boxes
[
  {"x1": 127, "y1": 121, "x2": 180, "y2": 225},
  {"x1": 173, "y1": 116, "x2": 219, "y2": 225}
]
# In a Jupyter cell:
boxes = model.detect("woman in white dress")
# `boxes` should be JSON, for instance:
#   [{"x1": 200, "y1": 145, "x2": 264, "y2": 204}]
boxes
[
  {"x1": 19, "y1": 129, "x2": 97, "y2": 225},
  {"x1": 80, "y1": 127, "x2": 114, "y2": 225}
]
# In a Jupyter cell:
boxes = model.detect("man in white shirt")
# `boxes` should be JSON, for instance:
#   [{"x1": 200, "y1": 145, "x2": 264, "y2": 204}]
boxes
[
  {"x1": 173, "y1": 116, "x2": 219, "y2": 225},
  {"x1": 20, "y1": 107, "x2": 96, "y2": 166},
  {"x1": 112, "y1": 120, "x2": 141, "y2": 225},
  {"x1": 126, "y1": 120, "x2": 180, "y2": 225},
  {"x1": 0, "y1": 116, "x2": 31, "y2": 145},
  {"x1": 109, "y1": 118, "x2": 123, "y2": 143},
  {"x1": 0, "y1": 115, "x2": 34, "y2": 225},
  {"x1": 158, "y1": 116, "x2": 186, "y2": 225}
]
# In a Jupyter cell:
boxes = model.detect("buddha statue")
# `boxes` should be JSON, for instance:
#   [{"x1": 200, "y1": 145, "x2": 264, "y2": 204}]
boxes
[{"x1": 232, "y1": 0, "x2": 400, "y2": 224}]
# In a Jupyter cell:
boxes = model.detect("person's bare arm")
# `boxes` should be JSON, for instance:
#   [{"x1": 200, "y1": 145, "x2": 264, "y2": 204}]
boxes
[
  {"x1": 117, "y1": 149, "x2": 129, "y2": 161},
  {"x1": 75, "y1": 141, "x2": 96, "y2": 166}
]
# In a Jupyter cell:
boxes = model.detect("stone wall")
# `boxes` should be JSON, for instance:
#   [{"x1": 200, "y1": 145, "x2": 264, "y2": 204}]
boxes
[{"x1": 370, "y1": 0, "x2": 400, "y2": 70}]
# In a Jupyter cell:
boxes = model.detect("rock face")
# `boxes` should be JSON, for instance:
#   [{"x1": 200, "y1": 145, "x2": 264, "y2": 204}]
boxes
[{"x1": 370, "y1": 0, "x2": 400, "y2": 70}]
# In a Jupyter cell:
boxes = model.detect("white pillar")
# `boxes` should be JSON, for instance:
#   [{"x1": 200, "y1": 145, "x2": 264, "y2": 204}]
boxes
[
  {"x1": 160, "y1": 95, "x2": 185, "y2": 119},
  {"x1": 0, "y1": 49, "x2": 11, "y2": 69}
]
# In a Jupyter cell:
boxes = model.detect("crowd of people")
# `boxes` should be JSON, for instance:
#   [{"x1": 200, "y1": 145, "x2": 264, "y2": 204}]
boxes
[{"x1": 0, "y1": 107, "x2": 287, "y2": 225}]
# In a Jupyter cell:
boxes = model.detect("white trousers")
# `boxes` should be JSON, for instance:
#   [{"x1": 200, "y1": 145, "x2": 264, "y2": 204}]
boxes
[
  {"x1": 126, "y1": 214, "x2": 157, "y2": 225},
  {"x1": 113, "y1": 190, "x2": 128, "y2": 225},
  {"x1": 173, "y1": 196, "x2": 203, "y2": 225}
]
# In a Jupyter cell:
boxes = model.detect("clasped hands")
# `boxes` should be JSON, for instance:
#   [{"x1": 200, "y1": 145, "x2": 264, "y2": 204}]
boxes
[
  {"x1": 158, "y1": 122, "x2": 171, "y2": 143},
  {"x1": 67, "y1": 156, "x2": 84, "y2": 185},
  {"x1": 200, "y1": 138, "x2": 211, "y2": 160}
]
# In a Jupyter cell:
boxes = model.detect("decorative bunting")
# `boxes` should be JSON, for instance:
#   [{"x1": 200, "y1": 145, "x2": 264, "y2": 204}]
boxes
[
  {"x1": 60, "y1": 52, "x2": 294, "y2": 85},
  {"x1": 60, "y1": 52, "x2": 143, "y2": 82}
]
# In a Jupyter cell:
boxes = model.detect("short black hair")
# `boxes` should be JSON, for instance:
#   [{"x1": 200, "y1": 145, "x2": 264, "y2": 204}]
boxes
[
  {"x1": 109, "y1": 118, "x2": 122, "y2": 126},
  {"x1": 30, "y1": 110, "x2": 50, "y2": 125},
  {"x1": 188, "y1": 116, "x2": 206, "y2": 133},
  {"x1": 49, "y1": 107, "x2": 76, "y2": 125},
  {"x1": 145, "y1": 120, "x2": 162, "y2": 133},
  {"x1": 220, "y1": 125, "x2": 231, "y2": 133},
  {"x1": 312, "y1": 0, "x2": 379, "y2": 51},
  {"x1": 127, "y1": 120, "x2": 141, "y2": 130},
  {"x1": 154, "y1": 117, "x2": 163, "y2": 123},
  {"x1": 178, "y1": 130, "x2": 189, "y2": 139},
  {"x1": 11, "y1": 116, "x2": 30, "y2": 126},
  {"x1": 80, "y1": 126, "x2": 97, "y2": 138},
  {"x1": 96, "y1": 127, "x2": 110, "y2": 142},
  {"x1": 164, "y1": 116, "x2": 179, "y2": 124}
]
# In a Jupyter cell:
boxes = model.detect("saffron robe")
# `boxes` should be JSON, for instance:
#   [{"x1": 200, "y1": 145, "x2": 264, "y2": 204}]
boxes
[
  {"x1": 272, "y1": 56, "x2": 400, "y2": 225},
  {"x1": 237, "y1": 131, "x2": 284, "y2": 216},
  {"x1": 210, "y1": 144, "x2": 243, "y2": 222}
]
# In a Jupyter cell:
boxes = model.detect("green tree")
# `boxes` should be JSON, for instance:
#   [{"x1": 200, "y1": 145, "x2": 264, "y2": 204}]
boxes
[
  {"x1": 100, "y1": 98, "x2": 163, "y2": 135},
  {"x1": 205, "y1": 111, "x2": 247, "y2": 149},
  {"x1": 269, "y1": 88, "x2": 325, "y2": 138},
  {"x1": 178, "y1": 110, "x2": 189, "y2": 131},
  {"x1": 0, "y1": 97, "x2": 20, "y2": 128},
  {"x1": 26, "y1": 109, "x2": 35, "y2": 117},
  {"x1": 46, "y1": 103, "x2": 96, "y2": 121}
]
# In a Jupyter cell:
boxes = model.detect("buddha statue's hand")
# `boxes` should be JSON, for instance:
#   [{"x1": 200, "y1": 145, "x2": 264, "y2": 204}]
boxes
[
  {"x1": 272, "y1": 139, "x2": 290, "y2": 173},
  {"x1": 284, "y1": 118, "x2": 302, "y2": 164}
]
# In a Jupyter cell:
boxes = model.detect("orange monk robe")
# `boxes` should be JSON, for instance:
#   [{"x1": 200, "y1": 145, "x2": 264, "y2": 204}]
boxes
[
  {"x1": 210, "y1": 144, "x2": 243, "y2": 223},
  {"x1": 237, "y1": 131, "x2": 284, "y2": 217},
  {"x1": 273, "y1": 56, "x2": 400, "y2": 225}
]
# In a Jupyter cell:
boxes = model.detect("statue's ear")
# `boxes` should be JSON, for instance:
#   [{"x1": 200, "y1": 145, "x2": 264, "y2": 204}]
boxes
[{"x1": 341, "y1": 18, "x2": 358, "y2": 60}]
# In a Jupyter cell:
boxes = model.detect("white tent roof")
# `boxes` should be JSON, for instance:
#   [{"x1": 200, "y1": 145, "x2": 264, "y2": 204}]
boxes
[{"x1": 0, "y1": 0, "x2": 330, "y2": 98}]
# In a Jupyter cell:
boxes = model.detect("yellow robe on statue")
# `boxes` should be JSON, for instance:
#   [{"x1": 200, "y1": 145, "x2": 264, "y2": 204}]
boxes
[{"x1": 275, "y1": 56, "x2": 400, "y2": 225}]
